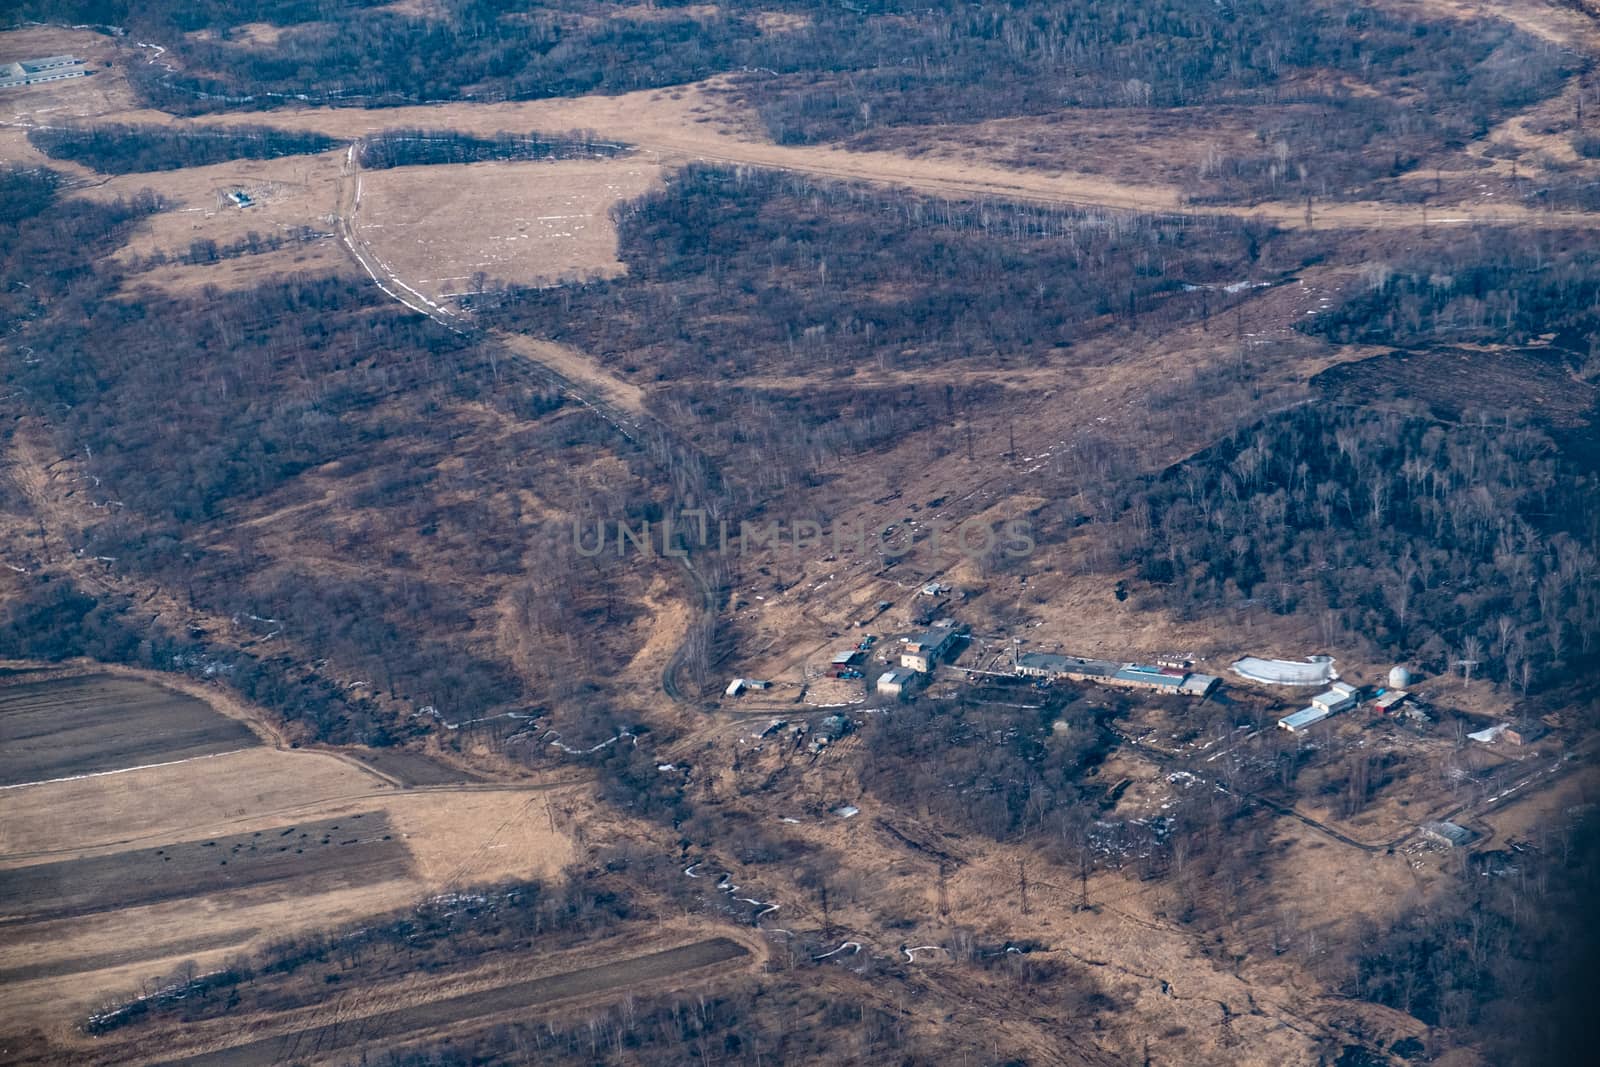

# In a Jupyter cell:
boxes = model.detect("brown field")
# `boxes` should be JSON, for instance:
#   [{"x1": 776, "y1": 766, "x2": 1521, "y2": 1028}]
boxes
[
  {"x1": 0, "y1": 674, "x2": 260, "y2": 787},
  {"x1": 0, "y1": 811, "x2": 410, "y2": 927},
  {"x1": 0, "y1": 669, "x2": 580, "y2": 1036},
  {"x1": 341, "y1": 747, "x2": 482, "y2": 787}
]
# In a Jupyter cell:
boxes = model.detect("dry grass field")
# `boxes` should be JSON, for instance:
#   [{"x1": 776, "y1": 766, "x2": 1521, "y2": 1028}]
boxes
[{"x1": 353, "y1": 156, "x2": 663, "y2": 304}]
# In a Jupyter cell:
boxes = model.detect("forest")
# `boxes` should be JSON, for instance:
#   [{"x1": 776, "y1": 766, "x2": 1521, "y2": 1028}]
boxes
[
  {"x1": 25, "y1": 123, "x2": 338, "y2": 174},
  {"x1": 478, "y1": 164, "x2": 1308, "y2": 375},
  {"x1": 1127, "y1": 404, "x2": 1599, "y2": 696}
]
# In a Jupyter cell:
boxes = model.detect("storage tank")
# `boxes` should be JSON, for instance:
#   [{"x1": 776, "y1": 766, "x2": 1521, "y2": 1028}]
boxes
[{"x1": 1388, "y1": 665, "x2": 1413, "y2": 689}]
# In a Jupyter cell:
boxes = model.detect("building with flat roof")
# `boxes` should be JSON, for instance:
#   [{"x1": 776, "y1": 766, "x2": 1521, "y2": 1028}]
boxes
[
  {"x1": 1014, "y1": 652, "x2": 1120, "y2": 681},
  {"x1": 900, "y1": 627, "x2": 960, "y2": 673},
  {"x1": 1278, "y1": 705, "x2": 1332, "y2": 733},
  {"x1": 876, "y1": 668, "x2": 916, "y2": 699}
]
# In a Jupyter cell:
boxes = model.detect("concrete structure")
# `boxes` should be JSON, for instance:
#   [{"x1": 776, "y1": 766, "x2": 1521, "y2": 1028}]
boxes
[
  {"x1": 1278, "y1": 705, "x2": 1332, "y2": 733},
  {"x1": 1420, "y1": 821, "x2": 1474, "y2": 849},
  {"x1": 1388, "y1": 665, "x2": 1414, "y2": 689},
  {"x1": 0, "y1": 56, "x2": 88, "y2": 89},
  {"x1": 876, "y1": 668, "x2": 916, "y2": 699},
  {"x1": 900, "y1": 628, "x2": 960, "y2": 673},
  {"x1": 1232, "y1": 655, "x2": 1337, "y2": 687}
]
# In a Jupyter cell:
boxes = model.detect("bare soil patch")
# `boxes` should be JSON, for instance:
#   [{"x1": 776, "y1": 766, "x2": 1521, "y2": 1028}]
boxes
[{"x1": 0, "y1": 673, "x2": 259, "y2": 787}]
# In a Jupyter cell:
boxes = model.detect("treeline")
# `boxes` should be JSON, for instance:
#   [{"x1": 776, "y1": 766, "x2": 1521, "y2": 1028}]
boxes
[
  {"x1": 26, "y1": 123, "x2": 339, "y2": 174},
  {"x1": 0, "y1": 576, "x2": 402, "y2": 745},
  {"x1": 86, "y1": 873, "x2": 636, "y2": 1034},
  {"x1": 1305, "y1": 235, "x2": 1600, "y2": 348},
  {"x1": 375, "y1": 985, "x2": 947, "y2": 1066},
  {"x1": 0, "y1": 165, "x2": 161, "y2": 323},
  {"x1": 357, "y1": 128, "x2": 627, "y2": 169},
  {"x1": 125, "y1": 225, "x2": 329, "y2": 269},
  {"x1": 1129, "y1": 404, "x2": 1600, "y2": 692},
  {"x1": 21, "y1": 0, "x2": 1567, "y2": 202},
  {"x1": 120, "y1": 0, "x2": 764, "y2": 113}
]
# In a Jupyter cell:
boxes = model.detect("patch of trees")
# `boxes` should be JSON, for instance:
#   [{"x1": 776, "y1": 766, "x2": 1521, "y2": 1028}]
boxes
[
  {"x1": 0, "y1": 165, "x2": 161, "y2": 323},
  {"x1": 1128, "y1": 404, "x2": 1600, "y2": 691},
  {"x1": 740, "y1": 0, "x2": 1567, "y2": 154},
  {"x1": 356, "y1": 128, "x2": 627, "y2": 169},
  {"x1": 86, "y1": 872, "x2": 637, "y2": 1035},
  {"x1": 26, "y1": 123, "x2": 339, "y2": 174},
  {"x1": 1344, "y1": 808, "x2": 1600, "y2": 1064},
  {"x1": 478, "y1": 164, "x2": 1288, "y2": 377},
  {"x1": 857, "y1": 693, "x2": 1110, "y2": 843},
  {"x1": 125, "y1": 225, "x2": 329, "y2": 269},
  {"x1": 0, "y1": 575, "x2": 397, "y2": 744},
  {"x1": 1304, "y1": 233, "x2": 1600, "y2": 348}
]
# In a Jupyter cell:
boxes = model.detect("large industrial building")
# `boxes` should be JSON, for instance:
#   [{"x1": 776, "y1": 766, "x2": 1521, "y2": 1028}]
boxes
[
  {"x1": 1015, "y1": 651, "x2": 1218, "y2": 696},
  {"x1": 0, "y1": 56, "x2": 89, "y2": 89}
]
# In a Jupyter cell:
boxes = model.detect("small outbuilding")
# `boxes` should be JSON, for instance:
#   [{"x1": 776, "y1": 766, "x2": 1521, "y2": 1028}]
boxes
[{"x1": 876, "y1": 668, "x2": 916, "y2": 699}]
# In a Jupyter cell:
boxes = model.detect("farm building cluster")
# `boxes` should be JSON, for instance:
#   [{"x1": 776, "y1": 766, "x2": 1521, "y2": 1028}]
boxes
[{"x1": 0, "y1": 55, "x2": 88, "y2": 89}]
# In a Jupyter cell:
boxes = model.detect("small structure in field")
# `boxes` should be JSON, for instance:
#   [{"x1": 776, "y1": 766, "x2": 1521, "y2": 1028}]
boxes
[
  {"x1": 725, "y1": 678, "x2": 771, "y2": 697},
  {"x1": 1420, "y1": 821, "x2": 1474, "y2": 849},
  {"x1": 1388, "y1": 665, "x2": 1415, "y2": 689},
  {"x1": 1469, "y1": 723, "x2": 1510, "y2": 745}
]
